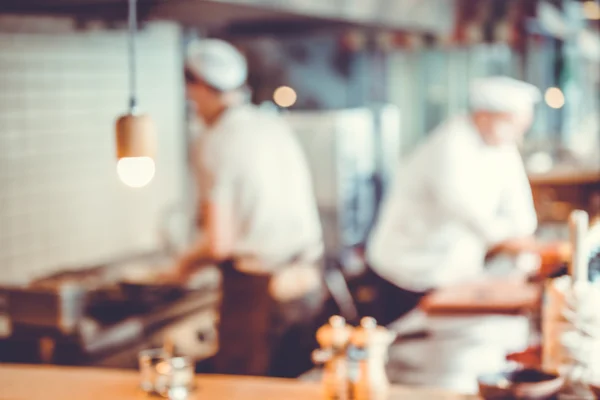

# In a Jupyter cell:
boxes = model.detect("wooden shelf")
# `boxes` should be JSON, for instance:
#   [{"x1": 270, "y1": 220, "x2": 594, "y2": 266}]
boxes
[{"x1": 528, "y1": 169, "x2": 600, "y2": 186}]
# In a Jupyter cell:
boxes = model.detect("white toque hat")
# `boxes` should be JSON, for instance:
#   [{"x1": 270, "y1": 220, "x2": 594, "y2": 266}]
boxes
[
  {"x1": 185, "y1": 39, "x2": 248, "y2": 92},
  {"x1": 470, "y1": 76, "x2": 542, "y2": 114}
]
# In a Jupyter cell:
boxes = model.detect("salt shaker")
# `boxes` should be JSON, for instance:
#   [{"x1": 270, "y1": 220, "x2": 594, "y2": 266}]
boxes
[
  {"x1": 312, "y1": 315, "x2": 353, "y2": 400},
  {"x1": 349, "y1": 317, "x2": 396, "y2": 400}
]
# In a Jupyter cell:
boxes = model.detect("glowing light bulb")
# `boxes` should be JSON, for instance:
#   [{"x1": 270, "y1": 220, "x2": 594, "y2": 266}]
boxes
[
  {"x1": 545, "y1": 87, "x2": 565, "y2": 109},
  {"x1": 273, "y1": 86, "x2": 297, "y2": 108},
  {"x1": 117, "y1": 156, "x2": 155, "y2": 188}
]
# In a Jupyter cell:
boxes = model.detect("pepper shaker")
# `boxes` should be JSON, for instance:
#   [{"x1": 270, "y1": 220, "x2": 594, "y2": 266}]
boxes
[
  {"x1": 349, "y1": 317, "x2": 396, "y2": 400},
  {"x1": 313, "y1": 315, "x2": 353, "y2": 400}
]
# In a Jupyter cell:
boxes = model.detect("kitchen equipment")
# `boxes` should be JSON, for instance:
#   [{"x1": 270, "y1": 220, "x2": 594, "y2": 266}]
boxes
[
  {"x1": 477, "y1": 368, "x2": 564, "y2": 400},
  {"x1": 0, "y1": 283, "x2": 88, "y2": 334},
  {"x1": 0, "y1": 255, "x2": 219, "y2": 369},
  {"x1": 116, "y1": 259, "x2": 187, "y2": 313},
  {"x1": 28, "y1": 265, "x2": 111, "y2": 289},
  {"x1": 82, "y1": 280, "x2": 186, "y2": 327},
  {"x1": 119, "y1": 281, "x2": 185, "y2": 306},
  {"x1": 0, "y1": 257, "x2": 188, "y2": 333},
  {"x1": 284, "y1": 106, "x2": 400, "y2": 260},
  {"x1": 2, "y1": 265, "x2": 118, "y2": 331},
  {"x1": 312, "y1": 315, "x2": 353, "y2": 400},
  {"x1": 348, "y1": 317, "x2": 396, "y2": 400}
]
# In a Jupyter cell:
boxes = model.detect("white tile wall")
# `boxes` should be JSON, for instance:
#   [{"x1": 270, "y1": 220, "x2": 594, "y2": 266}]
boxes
[{"x1": 0, "y1": 17, "x2": 187, "y2": 284}]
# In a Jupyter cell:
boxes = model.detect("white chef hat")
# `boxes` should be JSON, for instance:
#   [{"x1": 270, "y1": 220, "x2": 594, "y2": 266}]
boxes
[
  {"x1": 185, "y1": 39, "x2": 248, "y2": 92},
  {"x1": 469, "y1": 76, "x2": 541, "y2": 114}
]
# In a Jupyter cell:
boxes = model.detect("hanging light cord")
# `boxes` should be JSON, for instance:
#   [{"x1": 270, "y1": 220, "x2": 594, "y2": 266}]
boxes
[{"x1": 128, "y1": 0, "x2": 138, "y2": 112}]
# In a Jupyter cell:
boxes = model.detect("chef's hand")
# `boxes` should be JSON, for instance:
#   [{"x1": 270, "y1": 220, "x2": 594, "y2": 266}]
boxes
[
  {"x1": 174, "y1": 238, "x2": 215, "y2": 283},
  {"x1": 529, "y1": 241, "x2": 571, "y2": 282},
  {"x1": 154, "y1": 242, "x2": 212, "y2": 285},
  {"x1": 506, "y1": 345, "x2": 542, "y2": 368},
  {"x1": 486, "y1": 236, "x2": 538, "y2": 264},
  {"x1": 539, "y1": 241, "x2": 570, "y2": 268},
  {"x1": 489, "y1": 236, "x2": 539, "y2": 257},
  {"x1": 175, "y1": 250, "x2": 207, "y2": 283}
]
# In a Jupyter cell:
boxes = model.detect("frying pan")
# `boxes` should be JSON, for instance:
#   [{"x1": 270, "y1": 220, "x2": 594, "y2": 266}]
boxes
[
  {"x1": 84, "y1": 281, "x2": 185, "y2": 325},
  {"x1": 118, "y1": 280, "x2": 185, "y2": 306}
]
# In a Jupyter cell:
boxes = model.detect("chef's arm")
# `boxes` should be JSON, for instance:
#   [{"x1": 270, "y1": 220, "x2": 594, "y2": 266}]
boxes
[
  {"x1": 203, "y1": 199, "x2": 236, "y2": 260},
  {"x1": 486, "y1": 236, "x2": 538, "y2": 258},
  {"x1": 438, "y1": 189, "x2": 513, "y2": 248},
  {"x1": 501, "y1": 148, "x2": 538, "y2": 237},
  {"x1": 487, "y1": 150, "x2": 539, "y2": 256},
  {"x1": 432, "y1": 153, "x2": 513, "y2": 248},
  {"x1": 177, "y1": 199, "x2": 236, "y2": 279},
  {"x1": 177, "y1": 150, "x2": 238, "y2": 279},
  {"x1": 433, "y1": 142, "x2": 542, "y2": 252},
  {"x1": 191, "y1": 200, "x2": 236, "y2": 258}
]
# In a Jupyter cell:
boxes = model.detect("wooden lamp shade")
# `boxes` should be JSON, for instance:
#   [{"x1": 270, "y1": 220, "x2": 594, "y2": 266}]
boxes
[
  {"x1": 115, "y1": 0, "x2": 156, "y2": 166},
  {"x1": 115, "y1": 113, "x2": 156, "y2": 159}
]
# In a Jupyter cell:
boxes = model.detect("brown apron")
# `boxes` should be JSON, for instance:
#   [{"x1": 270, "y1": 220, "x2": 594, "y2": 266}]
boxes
[{"x1": 214, "y1": 257, "x2": 326, "y2": 378}]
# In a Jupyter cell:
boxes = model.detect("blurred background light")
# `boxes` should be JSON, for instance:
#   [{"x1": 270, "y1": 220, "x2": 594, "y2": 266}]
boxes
[
  {"x1": 273, "y1": 86, "x2": 297, "y2": 108},
  {"x1": 583, "y1": 1, "x2": 600, "y2": 20},
  {"x1": 545, "y1": 87, "x2": 565, "y2": 109}
]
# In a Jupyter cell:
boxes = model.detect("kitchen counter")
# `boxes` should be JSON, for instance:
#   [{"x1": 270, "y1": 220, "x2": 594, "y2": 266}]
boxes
[
  {"x1": 387, "y1": 311, "x2": 529, "y2": 393},
  {"x1": 0, "y1": 364, "x2": 477, "y2": 399}
]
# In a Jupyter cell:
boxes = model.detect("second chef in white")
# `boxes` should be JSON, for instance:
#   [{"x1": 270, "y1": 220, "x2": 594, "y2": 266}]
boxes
[{"x1": 366, "y1": 77, "x2": 542, "y2": 319}]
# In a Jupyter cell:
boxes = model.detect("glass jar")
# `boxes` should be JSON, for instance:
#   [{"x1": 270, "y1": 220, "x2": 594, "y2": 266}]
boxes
[
  {"x1": 154, "y1": 356, "x2": 195, "y2": 399},
  {"x1": 138, "y1": 348, "x2": 170, "y2": 394}
]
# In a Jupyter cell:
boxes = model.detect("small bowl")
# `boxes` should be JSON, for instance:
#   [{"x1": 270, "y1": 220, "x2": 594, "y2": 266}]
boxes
[{"x1": 478, "y1": 368, "x2": 564, "y2": 400}]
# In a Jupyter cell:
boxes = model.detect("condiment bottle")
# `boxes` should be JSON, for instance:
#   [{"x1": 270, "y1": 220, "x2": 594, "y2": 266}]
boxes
[
  {"x1": 552, "y1": 210, "x2": 595, "y2": 399},
  {"x1": 587, "y1": 220, "x2": 600, "y2": 283},
  {"x1": 349, "y1": 317, "x2": 396, "y2": 400},
  {"x1": 313, "y1": 315, "x2": 353, "y2": 400}
]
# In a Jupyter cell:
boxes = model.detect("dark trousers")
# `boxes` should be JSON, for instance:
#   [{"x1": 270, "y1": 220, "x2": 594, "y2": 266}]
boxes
[
  {"x1": 353, "y1": 268, "x2": 426, "y2": 326},
  {"x1": 214, "y1": 260, "x2": 326, "y2": 378}
]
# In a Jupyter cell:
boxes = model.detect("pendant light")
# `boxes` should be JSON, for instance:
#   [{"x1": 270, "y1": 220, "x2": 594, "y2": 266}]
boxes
[{"x1": 115, "y1": 0, "x2": 156, "y2": 188}]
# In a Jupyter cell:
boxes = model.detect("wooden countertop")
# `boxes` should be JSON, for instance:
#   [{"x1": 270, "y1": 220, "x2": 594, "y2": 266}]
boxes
[{"x1": 0, "y1": 364, "x2": 477, "y2": 399}]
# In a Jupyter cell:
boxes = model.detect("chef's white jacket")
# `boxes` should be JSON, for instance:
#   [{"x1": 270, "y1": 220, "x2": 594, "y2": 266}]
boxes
[
  {"x1": 366, "y1": 115, "x2": 538, "y2": 292},
  {"x1": 193, "y1": 105, "x2": 323, "y2": 274}
]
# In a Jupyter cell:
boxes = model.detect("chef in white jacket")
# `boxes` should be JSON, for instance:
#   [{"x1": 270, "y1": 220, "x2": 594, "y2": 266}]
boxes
[
  {"x1": 177, "y1": 39, "x2": 324, "y2": 378},
  {"x1": 366, "y1": 77, "x2": 542, "y2": 318}
]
